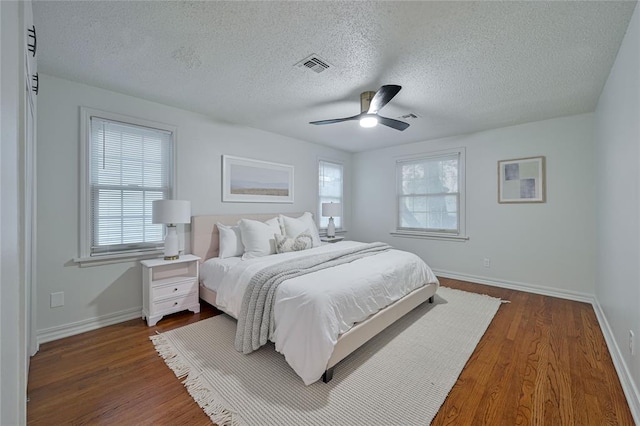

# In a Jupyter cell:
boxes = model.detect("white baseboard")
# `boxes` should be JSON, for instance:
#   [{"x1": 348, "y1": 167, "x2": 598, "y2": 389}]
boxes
[
  {"x1": 592, "y1": 299, "x2": 640, "y2": 424},
  {"x1": 432, "y1": 269, "x2": 595, "y2": 303},
  {"x1": 37, "y1": 307, "x2": 142, "y2": 345},
  {"x1": 433, "y1": 268, "x2": 639, "y2": 423}
]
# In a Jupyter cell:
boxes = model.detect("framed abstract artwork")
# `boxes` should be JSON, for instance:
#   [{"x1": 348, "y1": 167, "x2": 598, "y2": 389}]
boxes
[
  {"x1": 498, "y1": 156, "x2": 546, "y2": 203},
  {"x1": 222, "y1": 155, "x2": 294, "y2": 203}
]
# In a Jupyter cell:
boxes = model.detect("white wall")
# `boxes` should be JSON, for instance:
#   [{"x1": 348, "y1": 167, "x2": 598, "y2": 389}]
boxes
[
  {"x1": 1, "y1": 1, "x2": 28, "y2": 423},
  {"x1": 595, "y1": 3, "x2": 640, "y2": 418},
  {"x1": 36, "y1": 74, "x2": 351, "y2": 340},
  {"x1": 352, "y1": 114, "x2": 596, "y2": 299}
]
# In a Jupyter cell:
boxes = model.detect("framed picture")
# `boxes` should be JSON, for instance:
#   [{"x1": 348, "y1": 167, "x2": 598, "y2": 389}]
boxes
[
  {"x1": 222, "y1": 155, "x2": 294, "y2": 203},
  {"x1": 498, "y1": 156, "x2": 546, "y2": 203}
]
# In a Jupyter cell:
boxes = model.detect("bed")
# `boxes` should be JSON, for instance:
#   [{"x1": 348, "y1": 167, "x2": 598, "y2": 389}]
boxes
[{"x1": 191, "y1": 213, "x2": 439, "y2": 385}]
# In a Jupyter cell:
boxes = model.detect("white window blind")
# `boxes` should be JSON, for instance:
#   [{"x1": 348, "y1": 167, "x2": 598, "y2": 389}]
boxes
[
  {"x1": 89, "y1": 117, "x2": 174, "y2": 255},
  {"x1": 318, "y1": 160, "x2": 343, "y2": 229},
  {"x1": 397, "y1": 150, "x2": 464, "y2": 235}
]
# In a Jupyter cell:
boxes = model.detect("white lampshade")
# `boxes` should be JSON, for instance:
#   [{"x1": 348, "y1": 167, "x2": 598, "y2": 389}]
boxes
[
  {"x1": 321, "y1": 202, "x2": 341, "y2": 218},
  {"x1": 152, "y1": 200, "x2": 191, "y2": 225}
]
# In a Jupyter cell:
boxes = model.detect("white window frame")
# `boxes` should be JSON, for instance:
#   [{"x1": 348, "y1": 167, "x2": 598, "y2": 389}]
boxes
[
  {"x1": 318, "y1": 159, "x2": 344, "y2": 232},
  {"x1": 76, "y1": 107, "x2": 178, "y2": 265},
  {"x1": 392, "y1": 148, "x2": 468, "y2": 241}
]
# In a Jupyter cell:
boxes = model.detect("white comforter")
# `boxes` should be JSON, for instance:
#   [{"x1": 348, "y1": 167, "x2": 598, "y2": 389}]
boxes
[{"x1": 212, "y1": 241, "x2": 439, "y2": 385}]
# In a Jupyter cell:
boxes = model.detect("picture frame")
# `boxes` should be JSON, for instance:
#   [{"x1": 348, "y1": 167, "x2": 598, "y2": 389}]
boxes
[
  {"x1": 222, "y1": 155, "x2": 294, "y2": 203},
  {"x1": 498, "y1": 156, "x2": 546, "y2": 203}
]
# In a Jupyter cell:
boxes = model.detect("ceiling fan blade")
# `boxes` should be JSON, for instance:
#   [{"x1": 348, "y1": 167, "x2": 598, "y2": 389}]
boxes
[
  {"x1": 377, "y1": 115, "x2": 410, "y2": 131},
  {"x1": 367, "y1": 85, "x2": 402, "y2": 114},
  {"x1": 309, "y1": 114, "x2": 362, "y2": 125}
]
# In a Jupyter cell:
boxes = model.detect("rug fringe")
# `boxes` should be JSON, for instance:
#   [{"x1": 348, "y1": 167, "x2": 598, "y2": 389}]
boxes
[
  {"x1": 183, "y1": 373, "x2": 241, "y2": 426},
  {"x1": 150, "y1": 334, "x2": 190, "y2": 378},
  {"x1": 150, "y1": 335, "x2": 241, "y2": 426}
]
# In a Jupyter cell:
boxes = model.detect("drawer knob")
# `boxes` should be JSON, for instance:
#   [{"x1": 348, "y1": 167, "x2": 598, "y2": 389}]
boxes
[
  {"x1": 173, "y1": 302, "x2": 178, "y2": 306},
  {"x1": 173, "y1": 288, "x2": 178, "y2": 292}
]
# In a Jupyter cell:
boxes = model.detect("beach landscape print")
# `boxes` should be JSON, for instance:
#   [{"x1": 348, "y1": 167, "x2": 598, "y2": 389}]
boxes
[
  {"x1": 498, "y1": 156, "x2": 545, "y2": 203},
  {"x1": 223, "y1": 155, "x2": 294, "y2": 203}
]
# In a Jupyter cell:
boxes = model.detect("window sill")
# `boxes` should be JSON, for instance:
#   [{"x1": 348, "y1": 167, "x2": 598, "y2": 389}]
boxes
[
  {"x1": 74, "y1": 250, "x2": 164, "y2": 267},
  {"x1": 390, "y1": 231, "x2": 469, "y2": 242}
]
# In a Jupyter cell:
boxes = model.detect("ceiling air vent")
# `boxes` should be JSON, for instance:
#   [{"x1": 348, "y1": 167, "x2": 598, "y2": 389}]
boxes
[{"x1": 295, "y1": 54, "x2": 332, "y2": 74}]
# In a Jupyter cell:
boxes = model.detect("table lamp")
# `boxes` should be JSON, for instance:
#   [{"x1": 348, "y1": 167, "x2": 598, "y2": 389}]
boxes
[
  {"x1": 321, "y1": 202, "x2": 341, "y2": 238},
  {"x1": 152, "y1": 200, "x2": 191, "y2": 260}
]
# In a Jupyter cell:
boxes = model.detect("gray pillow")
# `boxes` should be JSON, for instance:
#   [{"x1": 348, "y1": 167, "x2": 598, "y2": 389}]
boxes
[{"x1": 274, "y1": 231, "x2": 313, "y2": 254}]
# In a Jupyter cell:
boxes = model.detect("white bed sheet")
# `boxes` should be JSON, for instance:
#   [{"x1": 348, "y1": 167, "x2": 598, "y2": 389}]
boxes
[
  {"x1": 200, "y1": 256, "x2": 243, "y2": 292},
  {"x1": 213, "y1": 241, "x2": 439, "y2": 385}
]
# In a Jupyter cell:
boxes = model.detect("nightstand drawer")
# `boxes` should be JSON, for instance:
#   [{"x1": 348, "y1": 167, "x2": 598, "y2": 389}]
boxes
[
  {"x1": 141, "y1": 254, "x2": 201, "y2": 326},
  {"x1": 152, "y1": 292, "x2": 198, "y2": 315},
  {"x1": 151, "y1": 278, "x2": 197, "y2": 301}
]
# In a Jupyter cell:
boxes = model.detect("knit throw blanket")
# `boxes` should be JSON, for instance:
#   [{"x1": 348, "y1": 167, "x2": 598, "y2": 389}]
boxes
[{"x1": 234, "y1": 242, "x2": 392, "y2": 354}]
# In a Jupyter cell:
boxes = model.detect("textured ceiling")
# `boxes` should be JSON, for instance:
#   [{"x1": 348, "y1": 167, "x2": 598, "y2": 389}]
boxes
[{"x1": 33, "y1": 1, "x2": 637, "y2": 152}]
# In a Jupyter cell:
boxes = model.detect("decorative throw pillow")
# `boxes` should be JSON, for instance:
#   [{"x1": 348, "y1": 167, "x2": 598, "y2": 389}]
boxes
[
  {"x1": 279, "y1": 212, "x2": 321, "y2": 247},
  {"x1": 238, "y1": 217, "x2": 282, "y2": 260},
  {"x1": 216, "y1": 223, "x2": 244, "y2": 259},
  {"x1": 274, "y1": 230, "x2": 313, "y2": 254}
]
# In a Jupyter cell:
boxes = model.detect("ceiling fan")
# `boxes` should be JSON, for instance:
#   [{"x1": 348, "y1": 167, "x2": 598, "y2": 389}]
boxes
[{"x1": 309, "y1": 85, "x2": 410, "y2": 131}]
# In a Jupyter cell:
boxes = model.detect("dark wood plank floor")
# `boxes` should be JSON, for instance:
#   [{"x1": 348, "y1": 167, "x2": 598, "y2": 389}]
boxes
[{"x1": 27, "y1": 278, "x2": 634, "y2": 425}]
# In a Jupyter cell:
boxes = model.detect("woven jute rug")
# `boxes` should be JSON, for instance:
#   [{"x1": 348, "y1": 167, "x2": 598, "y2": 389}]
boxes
[{"x1": 151, "y1": 286, "x2": 503, "y2": 425}]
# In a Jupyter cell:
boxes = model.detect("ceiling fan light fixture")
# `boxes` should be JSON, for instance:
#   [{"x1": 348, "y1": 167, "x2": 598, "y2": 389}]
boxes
[
  {"x1": 359, "y1": 115, "x2": 378, "y2": 128},
  {"x1": 310, "y1": 85, "x2": 409, "y2": 131}
]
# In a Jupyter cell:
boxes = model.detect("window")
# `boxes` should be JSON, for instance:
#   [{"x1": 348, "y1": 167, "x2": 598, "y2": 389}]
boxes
[
  {"x1": 395, "y1": 148, "x2": 466, "y2": 239},
  {"x1": 318, "y1": 160, "x2": 343, "y2": 229},
  {"x1": 79, "y1": 108, "x2": 176, "y2": 260}
]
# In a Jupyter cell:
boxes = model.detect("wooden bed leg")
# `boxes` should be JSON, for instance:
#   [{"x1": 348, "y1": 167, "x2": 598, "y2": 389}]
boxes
[
  {"x1": 322, "y1": 367, "x2": 334, "y2": 383},
  {"x1": 428, "y1": 296, "x2": 434, "y2": 303}
]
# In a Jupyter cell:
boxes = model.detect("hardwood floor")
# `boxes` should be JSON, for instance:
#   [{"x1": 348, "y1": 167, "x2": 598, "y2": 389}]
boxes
[{"x1": 27, "y1": 279, "x2": 634, "y2": 425}]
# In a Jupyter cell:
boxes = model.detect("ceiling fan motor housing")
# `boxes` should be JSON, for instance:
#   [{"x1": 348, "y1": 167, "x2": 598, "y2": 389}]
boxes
[{"x1": 360, "y1": 91, "x2": 376, "y2": 113}]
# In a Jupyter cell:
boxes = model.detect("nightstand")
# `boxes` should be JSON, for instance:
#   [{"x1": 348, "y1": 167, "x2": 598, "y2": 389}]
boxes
[
  {"x1": 141, "y1": 254, "x2": 201, "y2": 326},
  {"x1": 321, "y1": 236, "x2": 344, "y2": 243}
]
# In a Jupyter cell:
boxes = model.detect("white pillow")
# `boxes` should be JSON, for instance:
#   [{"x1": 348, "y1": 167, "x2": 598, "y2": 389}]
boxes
[
  {"x1": 238, "y1": 217, "x2": 282, "y2": 260},
  {"x1": 265, "y1": 216, "x2": 281, "y2": 230},
  {"x1": 216, "y1": 223, "x2": 244, "y2": 259},
  {"x1": 274, "y1": 230, "x2": 313, "y2": 254},
  {"x1": 280, "y1": 212, "x2": 321, "y2": 247}
]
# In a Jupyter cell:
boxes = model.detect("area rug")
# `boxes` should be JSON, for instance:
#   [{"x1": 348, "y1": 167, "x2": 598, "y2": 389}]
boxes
[{"x1": 150, "y1": 286, "x2": 503, "y2": 426}]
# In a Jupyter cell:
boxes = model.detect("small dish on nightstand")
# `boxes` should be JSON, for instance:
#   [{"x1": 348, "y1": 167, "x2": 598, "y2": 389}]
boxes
[{"x1": 321, "y1": 236, "x2": 344, "y2": 243}]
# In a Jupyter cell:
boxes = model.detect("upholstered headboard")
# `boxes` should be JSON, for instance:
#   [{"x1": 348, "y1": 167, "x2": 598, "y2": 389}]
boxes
[{"x1": 190, "y1": 213, "x2": 305, "y2": 262}]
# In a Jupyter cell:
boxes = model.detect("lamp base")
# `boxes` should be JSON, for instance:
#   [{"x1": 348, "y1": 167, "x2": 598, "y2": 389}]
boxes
[
  {"x1": 327, "y1": 217, "x2": 336, "y2": 238},
  {"x1": 163, "y1": 224, "x2": 180, "y2": 260}
]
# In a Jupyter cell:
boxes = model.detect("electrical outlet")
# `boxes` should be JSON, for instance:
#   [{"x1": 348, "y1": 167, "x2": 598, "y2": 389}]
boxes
[
  {"x1": 483, "y1": 258, "x2": 491, "y2": 268},
  {"x1": 630, "y1": 330, "x2": 635, "y2": 356},
  {"x1": 50, "y1": 292, "x2": 64, "y2": 308}
]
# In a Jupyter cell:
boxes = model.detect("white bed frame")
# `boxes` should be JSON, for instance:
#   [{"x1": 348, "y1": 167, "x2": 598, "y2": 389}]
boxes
[{"x1": 191, "y1": 213, "x2": 438, "y2": 382}]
